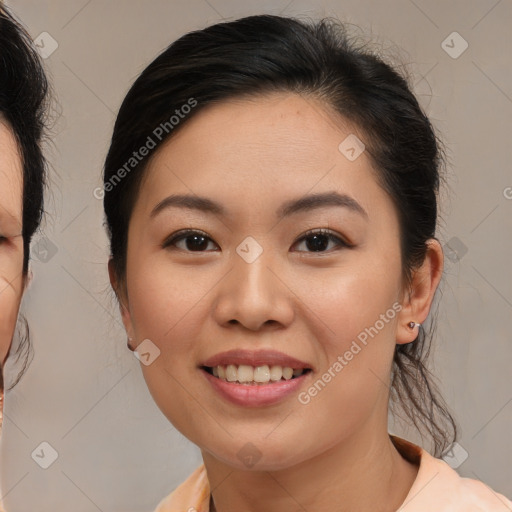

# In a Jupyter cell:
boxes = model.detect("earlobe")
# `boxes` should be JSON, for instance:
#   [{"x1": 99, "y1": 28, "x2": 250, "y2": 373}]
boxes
[
  {"x1": 119, "y1": 299, "x2": 136, "y2": 347},
  {"x1": 127, "y1": 336, "x2": 135, "y2": 352},
  {"x1": 108, "y1": 258, "x2": 136, "y2": 346},
  {"x1": 396, "y1": 239, "x2": 443, "y2": 345}
]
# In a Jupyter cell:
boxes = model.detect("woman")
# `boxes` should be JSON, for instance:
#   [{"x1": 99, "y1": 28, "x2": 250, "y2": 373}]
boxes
[
  {"x1": 0, "y1": 5, "x2": 49, "y2": 510},
  {"x1": 103, "y1": 15, "x2": 512, "y2": 511}
]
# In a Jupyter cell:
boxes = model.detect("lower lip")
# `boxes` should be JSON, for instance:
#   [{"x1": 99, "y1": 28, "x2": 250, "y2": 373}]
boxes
[{"x1": 201, "y1": 368, "x2": 310, "y2": 407}]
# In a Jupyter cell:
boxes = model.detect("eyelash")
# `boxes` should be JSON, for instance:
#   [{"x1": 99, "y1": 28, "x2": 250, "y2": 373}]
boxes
[{"x1": 162, "y1": 228, "x2": 353, "y2": 254}]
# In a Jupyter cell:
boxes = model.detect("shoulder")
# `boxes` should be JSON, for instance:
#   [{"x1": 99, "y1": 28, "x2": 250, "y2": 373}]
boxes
[
  {"x1": 154, "y1": 464, "x2": 210, "y2": 512},
  {"x1": 457, "y1": 476, "x2": 512, "y2": 510},
  {"x1": 393, "y1": 436, "x2": 512, "y2": 511}
]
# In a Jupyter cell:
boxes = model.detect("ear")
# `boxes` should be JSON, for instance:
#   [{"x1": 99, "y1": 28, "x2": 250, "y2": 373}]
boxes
[
  {"x1": 22, "y1": 267, "x2": 33, "y2": 292},
  {"x1": 108, "y1": 258, "x2": 135, "y2": 344},
  {"x1": 396, "y1": 239, "x2": 444, "y2": 345}
]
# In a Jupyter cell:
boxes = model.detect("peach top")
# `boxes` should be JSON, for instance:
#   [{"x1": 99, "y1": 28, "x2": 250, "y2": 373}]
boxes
[{"x1": 154, "y1": 436, "x2": 512, "y2": 512}]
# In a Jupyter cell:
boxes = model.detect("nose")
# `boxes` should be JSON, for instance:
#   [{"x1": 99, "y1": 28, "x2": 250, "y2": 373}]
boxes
[{"x1": 212, "y1": 243, "x2": 294, "y2": 332}]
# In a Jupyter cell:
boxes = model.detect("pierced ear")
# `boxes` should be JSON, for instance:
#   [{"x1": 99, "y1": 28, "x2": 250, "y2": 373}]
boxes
[
  {"x1": 396, "y1": 239, "x2": 443, "y2": 345},
  {"x1": 108, "y1": 258, "x2": 135, "y2": 341}
]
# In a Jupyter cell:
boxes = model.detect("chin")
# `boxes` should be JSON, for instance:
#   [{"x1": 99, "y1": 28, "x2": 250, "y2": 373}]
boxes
[{"x1": 199, "y1": 435, "x2": 311, "y2": 472}]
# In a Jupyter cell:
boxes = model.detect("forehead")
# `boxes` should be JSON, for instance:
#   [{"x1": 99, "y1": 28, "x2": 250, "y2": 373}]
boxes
[
  {"x1": 139, "y1": 92, "x2": 387, "y2": 214},
  {"x1": 163, "y1": 92, "x2": 354, "y2": 159},
  {"x1": 144, "y1": 93, "x2": 373, "y2": 190},
  {"x1": 0, "y1": 119, "x2": 23, "y2": 228}
]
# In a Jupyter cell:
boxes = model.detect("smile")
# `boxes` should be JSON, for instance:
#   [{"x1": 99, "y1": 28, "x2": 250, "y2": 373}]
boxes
[
  {"x1": 202, "y1": 364, "x2": 312, "y2": 385},
  {"x1": 200, "y1": 365, "x2": 312, "y2": 407}
]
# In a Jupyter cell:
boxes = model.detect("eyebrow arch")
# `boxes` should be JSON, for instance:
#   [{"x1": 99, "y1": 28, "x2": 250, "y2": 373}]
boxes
[{"x1": 150, "y1": 191, "x2": 368, "y2": 220}]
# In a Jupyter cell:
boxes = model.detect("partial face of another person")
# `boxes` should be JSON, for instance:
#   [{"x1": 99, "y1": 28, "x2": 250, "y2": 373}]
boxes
[
  {"x1": 0, "y1": 120, "x2": 24, "y2": 368},
  {"x1": 116, "y1": 92, "x2": 434, "y2": 470}
]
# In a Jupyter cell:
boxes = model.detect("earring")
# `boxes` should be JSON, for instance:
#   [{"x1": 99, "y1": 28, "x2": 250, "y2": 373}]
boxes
[
  {"x1": 408, "y1": 322, "x2": 421, "y2": 329},
  {"x1": 127, "y1": 337, "x2": 135, "y2": 351}
]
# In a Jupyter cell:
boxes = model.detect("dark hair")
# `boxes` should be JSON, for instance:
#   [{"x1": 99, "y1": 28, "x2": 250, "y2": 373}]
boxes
[
  {"x1": 103, "y1": 14, "x2": 457, "y2": 456},
  {"x1": 0, "y1": 5, "x2": 49, "y2": 390}
]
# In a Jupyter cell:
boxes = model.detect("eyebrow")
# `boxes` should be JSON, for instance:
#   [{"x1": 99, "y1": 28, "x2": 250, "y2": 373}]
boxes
[{"x1": 150, "y1": 191, "x2": 368, "y2": 220}]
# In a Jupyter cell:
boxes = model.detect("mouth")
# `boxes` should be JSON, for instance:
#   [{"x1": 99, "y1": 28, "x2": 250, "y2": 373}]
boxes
[{"x1": 201, "y1": 364, "x2": 312, "y2": 385}]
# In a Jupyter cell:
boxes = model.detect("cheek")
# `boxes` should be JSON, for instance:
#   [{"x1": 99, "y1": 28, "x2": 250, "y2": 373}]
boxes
[
  {"x1": 126, "y1": 255, "x2": 216, "y2": 343},
  {"x1": 299, "y1": 252, "x2": 402, "y2": 347},
  {"x1": 129, "y1": 267, "x2": 215, "y2": 444},
  {"x1": 294, "y1": 253, "x2": 402, "y2": 413}
]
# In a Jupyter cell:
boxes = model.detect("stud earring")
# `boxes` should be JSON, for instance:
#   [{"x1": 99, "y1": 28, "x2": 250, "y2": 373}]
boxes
[
  {"x1": 127, "y1": 337, "x2": 135, "y2": 351},
  {"x1": 408, "y1": 322, "x2": 421, "y2": 329}
]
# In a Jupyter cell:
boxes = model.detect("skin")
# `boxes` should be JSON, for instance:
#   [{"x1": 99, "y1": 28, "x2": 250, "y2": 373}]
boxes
[
  {"x1": 110, "y1": 92, "x2": 443, "y2": 512},
  {"x1": 0, "y1": 119, "x2": 25, "y2": 381}
]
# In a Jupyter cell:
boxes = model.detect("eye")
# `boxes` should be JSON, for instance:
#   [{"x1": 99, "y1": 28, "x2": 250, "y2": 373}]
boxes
[
  {"x1": 162, "y1": 229, "x2": 219, "y2": 252},
  {"x1": 162, "y1": 228, "x2": 352, "y2": 254},
  {"x1": 292, "y1": 228, "x2": 352, "y2": 253}
]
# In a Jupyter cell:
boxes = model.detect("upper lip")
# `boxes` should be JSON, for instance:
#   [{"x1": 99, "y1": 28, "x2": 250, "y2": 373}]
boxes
[{"x1": 201, "y1": 349, "x2": 312, "y2": 370}]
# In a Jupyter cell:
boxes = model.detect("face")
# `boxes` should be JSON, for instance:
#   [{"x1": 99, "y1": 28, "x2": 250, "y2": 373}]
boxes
[
  {"x1": 116, "y1": 92, "x2": 434, "y2": 470},
  {"x1": 0, "y1": 120, "x2": 24, "y2": 369}
]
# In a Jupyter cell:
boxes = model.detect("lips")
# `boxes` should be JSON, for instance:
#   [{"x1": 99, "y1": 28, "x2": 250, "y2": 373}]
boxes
[
  {"x1": 199, "y1": 349, "x2": 313, "y2": 406},
  {"x1": 200, "y1": 365, "x2": 311, "y2": 407},
  {"x1": 200, "y1": 349, "x2": 313, "y2": 370}
]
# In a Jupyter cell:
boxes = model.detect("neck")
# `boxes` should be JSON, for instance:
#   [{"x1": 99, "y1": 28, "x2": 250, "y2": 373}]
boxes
[{"x1": 202, "y1": 423, "x2": 418, "y2": 512}]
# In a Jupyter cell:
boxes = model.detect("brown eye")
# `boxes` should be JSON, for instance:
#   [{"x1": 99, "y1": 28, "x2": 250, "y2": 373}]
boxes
[
  {"x1": 292, "y1": 229, "x2": 351, "y2": 253},
  {"x1": 163, "y1": 230, "x2": 218, "y2": 252}
]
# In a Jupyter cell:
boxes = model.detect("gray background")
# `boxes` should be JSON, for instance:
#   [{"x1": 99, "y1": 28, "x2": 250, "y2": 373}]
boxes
[{"x1": 0, "y1": 0, "x2": 511, "y2": 510}]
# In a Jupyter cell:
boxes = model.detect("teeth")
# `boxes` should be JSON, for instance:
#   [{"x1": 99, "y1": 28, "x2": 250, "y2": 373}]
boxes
[
  {"x1": 225, "y1": 364, "x2": 238, "y2": 382},
  {"x1": 254, "y1": 365, "x2": 270, "y2": 383},
  {"x1": 269, "y1": 365, "x2": 282, "y2": 381},
  {"x1": 282, "y1": 367, "x2": 293, "y2": 380},
  {"x1": 237, "y1": 365, "x2": 254, "y2": 383},
  {"x1": 208, "y1": 364, "x2": 306, "y2": 384}
]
